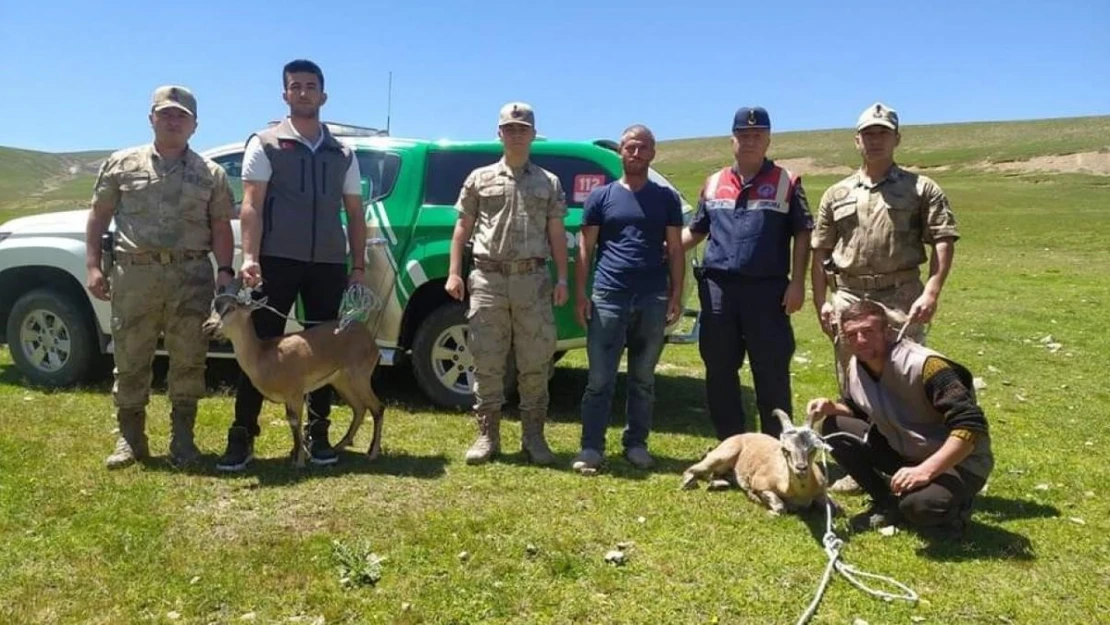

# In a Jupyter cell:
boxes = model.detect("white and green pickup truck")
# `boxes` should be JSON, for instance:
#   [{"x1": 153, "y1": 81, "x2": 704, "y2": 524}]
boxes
[{"x1": 0, "y1": 124, "x2": 699, "y2": 408}]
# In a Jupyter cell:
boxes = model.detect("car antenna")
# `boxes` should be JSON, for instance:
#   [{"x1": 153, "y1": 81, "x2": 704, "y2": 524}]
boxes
[{"x1": 386, "y1": 71, "x2": 393, "y2": 136}]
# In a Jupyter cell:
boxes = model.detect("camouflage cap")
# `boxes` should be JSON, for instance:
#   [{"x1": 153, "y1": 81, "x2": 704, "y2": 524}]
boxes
[
  {"x1": 151, "y1": 85, "x2": 197, "y2": 117},
  {"x1": 857, "y1": 102, "x2": 898, "y2": 132},
  {"x1": 498, "y1": 102, "x2": 535, "y2": 127}
]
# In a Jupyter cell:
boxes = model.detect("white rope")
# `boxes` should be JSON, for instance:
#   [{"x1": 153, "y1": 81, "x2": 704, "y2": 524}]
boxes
[
  {"x1": 794, "y1": 433, "x2": 919, "y2": 625},
  {"x1": 214, "y1": 281, "x2": 382, "y2": 333}
]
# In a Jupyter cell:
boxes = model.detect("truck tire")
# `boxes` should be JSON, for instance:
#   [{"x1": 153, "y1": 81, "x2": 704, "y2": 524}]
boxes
[
  {"x1": 6, "y1": 288, "x2": 99, "y2": 388},
  {"x1": 411, "y1": 302, "x2": 522, "y2": 410}
]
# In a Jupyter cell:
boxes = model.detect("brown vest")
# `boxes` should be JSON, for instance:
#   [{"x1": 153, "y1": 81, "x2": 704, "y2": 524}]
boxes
[
  {"x1": 846, "y1": 340, "x2": 994, "y2": 479},
  {"x1": 251, "y1": 119, "x2": 352, "y2": 263}
]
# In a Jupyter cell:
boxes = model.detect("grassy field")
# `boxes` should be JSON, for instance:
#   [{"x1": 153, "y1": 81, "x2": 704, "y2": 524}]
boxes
[{"x1": 2, "y1": 119, "x2": 1110, "y2": 624}]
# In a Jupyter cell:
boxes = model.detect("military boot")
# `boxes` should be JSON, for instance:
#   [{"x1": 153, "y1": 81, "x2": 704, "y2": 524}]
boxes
[
  {"x1": 520, "y1": 411, "x2": 555, "y2": 466},
  {"x1": 105, "y1": 408, "x2": 149, "y2": 469},
  {"x1": 169, "y1": 404, "x2": 201, "y2": 468},
  {"x1": 465, "y1": 412, "x2": 501, "y2": 465}
]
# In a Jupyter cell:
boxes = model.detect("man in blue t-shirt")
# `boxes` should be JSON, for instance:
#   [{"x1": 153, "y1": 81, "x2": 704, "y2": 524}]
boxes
[{"x1": 571, "y1": 125, "x2": 685, "y2": 473}]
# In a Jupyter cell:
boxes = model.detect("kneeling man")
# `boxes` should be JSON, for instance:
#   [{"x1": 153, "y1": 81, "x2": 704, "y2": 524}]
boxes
[{"x1": 807, "y1": 299, "x2": 993, "y2": 535}]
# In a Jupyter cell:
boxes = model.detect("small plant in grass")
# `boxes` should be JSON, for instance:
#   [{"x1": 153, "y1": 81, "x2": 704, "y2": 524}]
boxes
[{"x1": 331, "y1": 539, "x2": 385, "y2": 588}]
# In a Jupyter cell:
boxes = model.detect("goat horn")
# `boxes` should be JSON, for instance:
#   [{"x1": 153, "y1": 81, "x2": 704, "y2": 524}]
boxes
[{"x1": 773, "y1": 408, "x2": 794, "y2": 432}]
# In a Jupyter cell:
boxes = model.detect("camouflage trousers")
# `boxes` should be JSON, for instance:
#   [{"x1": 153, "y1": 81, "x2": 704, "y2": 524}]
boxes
[
  {"x1": 110, "y1": 259, "x2": 214, "y2": 409},
  {"x1": 829, "y1": 278, "x2": 926, "y2": 392},
  {"x1": 467, "y1": 267, "x2": 556, "y2": 414}
]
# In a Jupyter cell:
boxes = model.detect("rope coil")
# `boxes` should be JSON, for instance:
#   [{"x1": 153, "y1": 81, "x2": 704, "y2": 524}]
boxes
[{"x1": 794, "y1": 432, "x2": 919, "y2": 625}]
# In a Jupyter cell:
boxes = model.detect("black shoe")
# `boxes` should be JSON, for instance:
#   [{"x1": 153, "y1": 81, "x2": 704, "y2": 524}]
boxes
[
  {"x1": 305, "y1": 419, "x2": 338, "y2": 466},
  {"x1": 850, "y1": 499, "x2": 901, "y2": 532},
  {"x1": 216, "y1": 426, "x2": 254, "y2": 472}
]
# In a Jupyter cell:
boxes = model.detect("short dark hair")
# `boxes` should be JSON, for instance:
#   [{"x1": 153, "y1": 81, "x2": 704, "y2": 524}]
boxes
[
  {"x1": 838, "y1": 299, "x2": 890, "y2": 329},
  {"x1": 619, "y1": 124, "x2": 655, "y2": 147},
  {"x1": 283, "y1": 59, "x2": 324, "y2": 90}
]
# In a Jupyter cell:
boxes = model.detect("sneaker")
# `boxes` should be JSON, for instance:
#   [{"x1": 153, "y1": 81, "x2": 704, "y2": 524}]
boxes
[
  {"x1": 571, "y1": 449, "x2": 603, "y2": 474},
  {"x1": 830, "y1": 475, "x2": 863, "y2": 494},
  {"x1": 850, "y1": 499, "x2": 901, "y2": 532},
  {"x1": 216, "y1": 426, "x2": 254, "y2": 472},
  {"x1": 305, "y1": 420, "x2": 338, "y2": 466},
  {"x1": 623, "y1": 446, "x2": 655, "y2": 470}
]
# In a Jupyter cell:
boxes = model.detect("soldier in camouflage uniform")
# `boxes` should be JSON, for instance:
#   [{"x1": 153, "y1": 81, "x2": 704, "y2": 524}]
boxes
[
  {"x1": 445, "y1": 102, "x2": 569, "y2": 465},
  {"x1": 86, "y1": 85, "x2": 236, "y2": 469},
  {"x1": 811, "y1": 102, "x2": 959, "y2": 492}
]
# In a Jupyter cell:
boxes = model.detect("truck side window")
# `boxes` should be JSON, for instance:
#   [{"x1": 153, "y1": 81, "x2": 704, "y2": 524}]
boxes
[
  {"x1": 423, "y1": 151, "x2": 614, "y2": 208},
  {"x1": 355, "y1": 150, "x2": 402, "y2": 203},
  {"x1": 423, "y1": 152, "x2": 499, "y2": 206},
  {"x1": 529, "y1": 155, "x2": 614, "y2": 208},
  {"x1": 212, "y1": 153, "x2": 244, "y2": 216}
]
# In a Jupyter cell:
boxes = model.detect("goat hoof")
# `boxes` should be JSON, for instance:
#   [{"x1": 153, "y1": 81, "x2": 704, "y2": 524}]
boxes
[
  {"x1": 367, "y1": 447, "x2": 380, "y2": 461},
  {"x1": 708, "y1": 479, "x2": 732, "y2": 491},
  {"x1": 679, "y1": 475, "x2": 698, "y2": 490}
]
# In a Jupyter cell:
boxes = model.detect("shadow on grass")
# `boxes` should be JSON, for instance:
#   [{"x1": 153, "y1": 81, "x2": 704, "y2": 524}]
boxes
[
  {"x1": 138, "y1": 448, "x2": 449, "y2": 487},
  {"x1": 791, "y1": 494, "x2": 1049, "y2": 563},
  {"x1": 915, "y1": 520, "x2": 1037, "y2": 562},
  {"x1": 489, "y1": 448, "x2": 695, "y2": 480},
  {"x1": 1, "y1": 355, "x2": 773, "y2": 439}
]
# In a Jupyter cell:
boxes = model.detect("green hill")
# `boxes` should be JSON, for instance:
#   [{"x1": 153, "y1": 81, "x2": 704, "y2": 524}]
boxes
[
  {"x1": 654, "y1": 115, "x2": 1110, "y2": 199},
  {"x1": 0, "y1": 146, "x2": 110, "y2": 216}
]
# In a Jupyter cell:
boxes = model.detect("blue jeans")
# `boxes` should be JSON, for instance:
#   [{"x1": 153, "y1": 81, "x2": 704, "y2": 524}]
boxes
[{"x1": 579, "y1": 290, "x2": 670, "y2": 452}]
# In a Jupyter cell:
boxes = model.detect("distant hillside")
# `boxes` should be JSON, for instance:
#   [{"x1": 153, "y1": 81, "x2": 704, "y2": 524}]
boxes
[
  {"x1": 0, "y1": 146, "x2": 110, "y2": 216},
  {"x1": 653, "y1": 115, "x2": 1110, "y2": 196}
]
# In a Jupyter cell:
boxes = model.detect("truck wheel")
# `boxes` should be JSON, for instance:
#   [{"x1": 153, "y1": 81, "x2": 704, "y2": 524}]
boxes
[
  {"x1": 6, "y1": 288, "x2": 98, "y2": 387},
  {"x1": 411, "y1": 302, "x2": 521, "y2": 410},
  {"x1": 412, "y1": 302, "x2": 476, "y2": 410}
]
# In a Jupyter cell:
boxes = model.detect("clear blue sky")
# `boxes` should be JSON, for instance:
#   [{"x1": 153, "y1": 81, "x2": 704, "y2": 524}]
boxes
[{"x1": 2, "y1": 0, "x2": 1107, "y2": 153}]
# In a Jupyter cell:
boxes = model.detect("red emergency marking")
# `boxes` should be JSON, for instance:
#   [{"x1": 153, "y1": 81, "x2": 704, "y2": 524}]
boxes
[{"x1": 573, "y1": 174, "x2": 606, "y2": 203}]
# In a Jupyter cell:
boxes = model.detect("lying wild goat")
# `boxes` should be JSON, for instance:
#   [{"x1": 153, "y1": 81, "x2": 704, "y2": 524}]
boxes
[
  {"x1": 680, "y1": 409, "x2": 834, "y2": 515},
  {"x1": 203, "y1": 280, "x2": 385, "y2": 467}
]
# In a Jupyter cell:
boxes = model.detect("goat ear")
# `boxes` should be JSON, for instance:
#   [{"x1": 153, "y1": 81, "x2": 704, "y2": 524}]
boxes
[{"x1": 773, "y1": 408, "x2": 794, "y2": 433}]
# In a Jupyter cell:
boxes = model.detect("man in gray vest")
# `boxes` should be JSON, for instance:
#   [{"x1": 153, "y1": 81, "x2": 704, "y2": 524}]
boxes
[
  {"x1": 806, "y1": 299, "x2": 993, "y2": 537},
  {"x1": 217, "y1": 59, "x2": 367, "y2": 471}
]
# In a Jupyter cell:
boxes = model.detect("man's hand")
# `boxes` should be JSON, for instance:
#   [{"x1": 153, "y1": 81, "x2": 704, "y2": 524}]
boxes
[
  {"x1": 575, "y1": 292, "x2": 591, "y2": 328},
  {"x1": 817, "y1": 301, "x2": 836, "y2": 337},
  {"x1": 806, "y1": 397, "x2": 839, "y2": 420},
  {"x1": 666, "y1": 294, "x2": 681, "y2": 325},
  {"x1": 783, "y1": 280, "x2": 805, "y2": 314},
  {"x1": 445, "y1": 274, "x2": 465, "y2": 301},
  {"x1": 87, "y1": 267, "x2": 109, "y2": 301},
  {"x1": 553, "y1": 282, "x2": 568, "y2": 307},
  {"x1": 240, "y1": 259, "x2": 262, "y2": 288},
  {"x1": 890, "y1": 464, "x2": 935, "y2": 495},
  {"x1": 348, "y1": 268, "x2": 365, "y2": 286},
  {"x1": 908, "y1": 290, "x2": 939, "y2": 324}
]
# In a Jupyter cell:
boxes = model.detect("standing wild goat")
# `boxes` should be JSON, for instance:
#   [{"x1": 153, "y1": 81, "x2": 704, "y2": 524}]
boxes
[
  {"x1": 680, "y1": 409, "x2": 834, "y2": 515},
  {"x1": 203, "y1": 280, "x2": 385, "y2": 467}
]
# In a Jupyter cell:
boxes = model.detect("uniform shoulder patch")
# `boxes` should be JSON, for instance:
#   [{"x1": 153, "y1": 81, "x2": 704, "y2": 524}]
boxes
[
  {"x1": 832, "y1": 187, "x2": 850, "y2": 201},
  {"x1": 922, "y1": 356, "x2": 951, "y2": 382}
]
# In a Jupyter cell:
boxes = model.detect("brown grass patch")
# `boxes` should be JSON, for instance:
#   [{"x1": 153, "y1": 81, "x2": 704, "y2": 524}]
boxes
[{"x1": 981, "y1": 151, "x2": 1110, "y2": 175}]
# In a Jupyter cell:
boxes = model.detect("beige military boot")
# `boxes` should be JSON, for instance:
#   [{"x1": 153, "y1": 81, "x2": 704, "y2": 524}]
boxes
[
  {"x1": 465, "y1": 412, "x2": 501, "y2": 465},
  {"x1": 105, "y1": 408, "x2": 149, "y2": 469},
  {"x1": 169, "y1": 404, "x2": 201, "y2": 468},
  {"x1": 520, "y1": 411, "x2": 555, "y2": 466}
]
